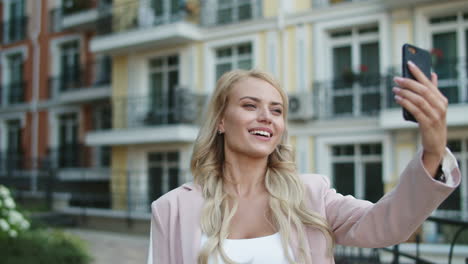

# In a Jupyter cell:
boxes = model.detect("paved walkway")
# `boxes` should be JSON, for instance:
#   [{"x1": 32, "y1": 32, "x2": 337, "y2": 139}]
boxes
[{"x1": 67, "y1": 229, "x2": 149, "y2": 264}]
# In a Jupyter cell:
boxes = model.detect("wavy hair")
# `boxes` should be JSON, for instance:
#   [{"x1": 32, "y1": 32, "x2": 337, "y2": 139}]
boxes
[{"x1": 191, "y1": 69, "x2": 334, "y2": 263}]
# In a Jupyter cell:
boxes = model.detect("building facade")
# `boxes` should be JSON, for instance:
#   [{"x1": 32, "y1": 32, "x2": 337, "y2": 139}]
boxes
[{"x1": 1, "y1": 0, "x2": 467, "y2": 254}]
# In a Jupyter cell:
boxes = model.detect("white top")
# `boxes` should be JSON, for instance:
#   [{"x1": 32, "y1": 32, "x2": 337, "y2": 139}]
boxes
[{"x1": 200, "y1": 233, "x2": 293, "y2": 264}]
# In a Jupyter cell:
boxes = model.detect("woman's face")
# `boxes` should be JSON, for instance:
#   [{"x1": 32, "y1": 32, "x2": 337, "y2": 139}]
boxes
[{"x1": 218, "y1": 77, "x2": 285, "y2": 160}]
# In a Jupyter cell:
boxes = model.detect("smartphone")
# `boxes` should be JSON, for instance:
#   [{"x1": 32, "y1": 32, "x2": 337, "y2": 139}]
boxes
[{"x1": 401, "y1": 44, "x2": 432, "y2": 122}]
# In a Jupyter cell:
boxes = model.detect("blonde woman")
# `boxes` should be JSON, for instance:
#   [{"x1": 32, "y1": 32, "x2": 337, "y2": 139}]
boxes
[{"x1": 149, "y1": 64, "x2": 460, "y2": 263}]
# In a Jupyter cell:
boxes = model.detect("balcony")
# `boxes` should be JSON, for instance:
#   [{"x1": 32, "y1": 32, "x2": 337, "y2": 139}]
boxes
[
  {"x1": 0, "y1": 151, "x2": 35, "y2": 176},
  {"x1": 86, "y1": 88, "x2": 207, "y2": 146},
  {"x1": 380, "y1": 59, "x2": 468, "y2": 129},
  {"x1": 1, "y1": 16, "x2": 28, "y2": 45},
  {"x1": 47, "y1": 144, "x2": 110, "y2": 181},
  {"x1": 48, "y1": 59, "x2": 111, "y2": 104},
  {"x1": 0, "y1": 81, "x2": 27, "y2": 109},
  {"x1": 51, "y1": 0, "x2": 112, "y2": 32},
  {"x1": 312, "y1": 74, "x2": 388, "y2": 120},
  {"x1": 200, "y1": 0, "x2": 263, "y2": 27},
  {"x1": 91, "y1": 1, "x2": 201, "y2": 54},
  {"x1": 313, "y1": 0, "x2": 372, "y2": 8},
  {"x1": 294, "y1": 68, "x2": 468, "y2": 127}
]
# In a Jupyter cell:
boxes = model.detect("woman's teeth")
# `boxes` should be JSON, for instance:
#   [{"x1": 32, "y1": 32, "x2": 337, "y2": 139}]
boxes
[{"x1": 249, "y1": 130, "x2": 271, "y2": 137}]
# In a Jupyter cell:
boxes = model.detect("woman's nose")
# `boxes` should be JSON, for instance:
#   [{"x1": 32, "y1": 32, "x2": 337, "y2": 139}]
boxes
[{"x1": 257, "y1": 107, "x2": 272, "y2": 123}]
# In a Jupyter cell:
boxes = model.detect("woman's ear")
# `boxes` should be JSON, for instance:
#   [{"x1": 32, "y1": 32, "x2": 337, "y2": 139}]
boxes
[{"x1": 218, "y1": 119, "x2": 225, "y2": 134}]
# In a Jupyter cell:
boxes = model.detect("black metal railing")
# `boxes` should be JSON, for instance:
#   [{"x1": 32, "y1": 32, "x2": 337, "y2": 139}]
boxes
[
  {"x1": 1, "y1": 16, "x2": 28, "y2": 44},
  {"x1": 49, "y1": 0, "x2": 112, "y2": 32},
  {"x1": 47, "y1": 144, "x2": 91, "y2": 169},
  {"x1": 48, "y1": 58, "x2": 112, "y2": 98},
  {"x1": 61, "y1": 0, "x2": 96, "y2": 15},
  {"x1": 313, "y1": 74, "x2": 392, "y2": 119},
  {"x1": 0, "y1": 151, "x2": 31, "y2": 173},
  {"x1": 95, "y1": 0, "x2": 189, "y2": 36},
  {"x1": 0, "y1": 81, "x2": 26, "y2": 106},
  {"x1": 309, "y1": 62, "x2": 468, "y2": 120},
  {"x1": 334, "y1": 213, "x2": 468, "y2": 264},
  {"x1": 111, "y1": 88, "x2": 207, "y2": 129},
  {"x1": 200, "y1": 0, "x2": 262, "y2": 26}
]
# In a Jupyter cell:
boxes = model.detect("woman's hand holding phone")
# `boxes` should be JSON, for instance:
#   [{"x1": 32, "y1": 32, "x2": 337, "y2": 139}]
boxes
[{"x1": 392, "y1": 61, "x2": 448, "y2": 177}]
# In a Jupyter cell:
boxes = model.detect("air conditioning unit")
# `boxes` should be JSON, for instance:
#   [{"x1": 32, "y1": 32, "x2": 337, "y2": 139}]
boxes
[{"x1": 288, "y1": 93, "x2": 315, "y2": 121}]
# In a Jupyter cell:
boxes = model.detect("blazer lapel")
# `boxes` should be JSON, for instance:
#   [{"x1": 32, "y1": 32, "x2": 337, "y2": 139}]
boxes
[{"x1": 178, "y1": 183, "x2": 204, "y2": 263}]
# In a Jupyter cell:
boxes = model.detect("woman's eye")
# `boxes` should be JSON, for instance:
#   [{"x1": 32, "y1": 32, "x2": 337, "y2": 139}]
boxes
[
  {"x1": 243, "y1": 104, "x2": 256, "y2": 109},
  {"x1": 273, "y1": 109, "x2": 282, "y2": 114}
]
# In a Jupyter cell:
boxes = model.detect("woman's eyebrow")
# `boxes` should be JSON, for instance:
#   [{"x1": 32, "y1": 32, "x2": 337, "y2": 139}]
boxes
[{"x1": 239, "y1": 96, "x2": 283, "y2": 107}]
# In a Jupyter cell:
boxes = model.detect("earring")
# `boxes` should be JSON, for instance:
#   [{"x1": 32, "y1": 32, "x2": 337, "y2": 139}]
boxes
[{"x1": 218, "y1": 130, "x2": 224, "y2": 135}]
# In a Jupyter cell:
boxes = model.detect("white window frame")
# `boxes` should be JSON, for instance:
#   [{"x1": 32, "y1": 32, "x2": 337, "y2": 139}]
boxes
[
  {"x1": 215, "y1": 0, "x2": 257, "y2": 25},
  {"x1": 139, "y1": 0, "x2": 183, "y2": 27},
  {"x1": 147, "y1": 151, "x2": 180, "y2": 194},
  {"x1": 428, "y1": 12, "x2": 468, "y2": 104},
  {"x1": 1, "y1": 45, "x2": 28, "y2": 106},
  {"x1": 0, "y1": 113, "x2": 26, "y2": 153},
  {"x1": 314, "y1": 13, "x2": 390, "y2": 81},
  {"x1": 316, "y1": 133, "x2": 392, "y2": 189},
  {"x1": 2, "y1": 0, "x2": 26, "y2": 43},
  {"x1": 48, "y1": 106, "x2": 82, "y2": 149},
  {"x1": 444, "y1": 133, "x2": 468, "y2": 216},
  {"x1": 50, "y1": 34, "x2": 82, "y2": 79},
  {"x1": 204, "y1": 34, "x2": 259, "y2": 92},
  {"x1": 328, "y1": 25, "x2": 380, "y2": 116},
  {"x1": 329, "y1": 142, "x2": 383, "y2": 200},
  {"x1": 214, "y1": 42, "x2": 253, "y2": 79}
]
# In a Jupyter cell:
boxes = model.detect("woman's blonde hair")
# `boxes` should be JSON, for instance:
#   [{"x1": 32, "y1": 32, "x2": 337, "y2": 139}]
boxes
[{"x1": 191, "y1": 69, "x2": 334, "y2": 263}]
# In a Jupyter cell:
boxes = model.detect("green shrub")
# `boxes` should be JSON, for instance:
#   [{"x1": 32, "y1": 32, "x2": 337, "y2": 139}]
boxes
[{"x1": 0, "y1": 229, "x2": 92, "y2": 264}]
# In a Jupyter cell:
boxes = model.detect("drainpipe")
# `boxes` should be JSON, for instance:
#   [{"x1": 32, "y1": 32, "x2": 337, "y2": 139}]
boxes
[{"x1": 30, "y1": 0, "x2": 42, "y2": 192}]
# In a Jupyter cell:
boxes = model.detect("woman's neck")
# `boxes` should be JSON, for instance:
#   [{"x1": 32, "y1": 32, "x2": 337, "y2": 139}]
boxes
[{"x1": 222, "y1": 155, "x2": 268, "y2": 198}]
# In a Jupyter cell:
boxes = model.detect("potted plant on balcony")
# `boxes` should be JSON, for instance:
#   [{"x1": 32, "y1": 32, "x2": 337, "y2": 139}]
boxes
[
  {"x1": 431, "y1": 48, "x2": 444, "y2": 66},
  {"x1": 341, "y1": 67, "x2": 356, "y2": 86}
]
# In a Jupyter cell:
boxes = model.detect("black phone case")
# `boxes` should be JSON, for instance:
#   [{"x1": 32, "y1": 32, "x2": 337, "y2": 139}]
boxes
[{"x1": 401, "y1": 44, "x2": 432, "y2": 122}]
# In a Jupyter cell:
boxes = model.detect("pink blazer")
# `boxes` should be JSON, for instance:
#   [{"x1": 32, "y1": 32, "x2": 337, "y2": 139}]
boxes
[{"x1": 150, "y1": 151, "x2": 461, "y2": 263}]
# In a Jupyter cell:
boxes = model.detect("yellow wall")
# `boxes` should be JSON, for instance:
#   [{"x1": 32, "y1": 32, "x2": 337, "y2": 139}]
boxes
[
  {"x1": 286, "y1": 26, "x2": 296, "y2": 92},
  {"x1": 196, "y1": 43, "x2": 204, "y2": 92},
  {"x1": 289, "y1": 136, "x2": 297, "y2": 162},
  {"x1": 258, "y1": 31, "x2": 267, "y2": 70},
  {"x1": 309, "y1": 136, "x2": 315, "y2": 172},
  {"x1": 112, "y1": 55, "x2": 129, "y2": 129},
  {"x1": 307, "y1": 23, "x2": 314, "y2": 92},
  {"x1": 111, "y1": 147, "x2": 128, "y2": 210},
  {"x1": 296, "y1": 0, "x2": 311, "y2": 12},
  {"x1": 263, "y1": 0, "x2": 279, "y2": 18}
]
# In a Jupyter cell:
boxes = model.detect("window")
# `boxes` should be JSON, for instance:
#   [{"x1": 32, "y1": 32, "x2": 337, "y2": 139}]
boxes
[
  {"x1": 331, "y1": 143, "x2": 383, "y2": 203},
  {"x1": 215, "y1": 43, "x2": 252, "y2": 80},
  {"x1": 6, "y1": 53, "x2": 24, "y2": 105},
  {"x1": 93, "y1": 104, "x2": 111, "y2": 130},
  {"x1": 62, "y1": 0, "x2": 93, "y2": 15},
  {"x1": 217, "y1": 0, "x2": 253, "y2": 24},
  {"x1": 58, "y1": 113, "x2": 79, "y2": 168},
  {"x1": 148, "y1": 152, "x2": 180, "y2": 203},
  {"x1": 95, "y1": 146, "x2": 111, "y2": 168},
  {"x1": 5, "y1": 120, "x2": 22, "y2": 170},
  {"x1": 429, "y1": 12, "x2": 468, "y2": 104},
  {"x1": 59, "y1": 41, "x2": 80, "y2": 92},
  {"x1": 151, "y1": 0, "x2": 182, "y2": 24},
  {"x1": 3, "y1": 0, "x2": 26, "y2": 44},
  {"x1": 438, "y1": 139, "x2": 467, "y2": 215},
  {"x1": 329, "y1": 25, "x2": 380, "y2": 116},
  {"x1": 147, "y1": 55, "x2": 179, "y2": 125}
]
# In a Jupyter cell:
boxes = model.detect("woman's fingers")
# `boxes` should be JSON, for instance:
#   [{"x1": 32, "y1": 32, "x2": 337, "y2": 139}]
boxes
[
  {"x1": 393, "y1": 86, "x2": 440, "y2": 122},
  {"x1": 393, "y1": 77, "x2": 446, "y2": 115}
]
